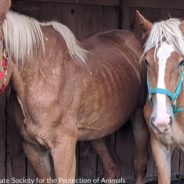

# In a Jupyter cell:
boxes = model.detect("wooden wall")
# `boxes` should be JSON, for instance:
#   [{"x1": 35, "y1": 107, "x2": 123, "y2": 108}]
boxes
[
  {"x1": 11, "y1": 0, "x2": 121, "y2": 38},
  {"x1": 124, "y1": 0, "x2": 184, "y2": 30},
  {"x1": 0, "y1": 0, "x2": 184, "y2": 184}
]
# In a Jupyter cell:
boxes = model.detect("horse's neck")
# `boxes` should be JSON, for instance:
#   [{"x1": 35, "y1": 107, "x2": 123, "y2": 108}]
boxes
[
  {"x1": 12, "y1": 32, "x2": 76, "y2": 96},
  {"x1": 10, "y1": 61, "x2": 25, "y2": 102}
]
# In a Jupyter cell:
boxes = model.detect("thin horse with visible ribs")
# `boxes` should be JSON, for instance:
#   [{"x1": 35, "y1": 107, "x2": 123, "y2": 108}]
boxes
[
  {"x1": 0, "y1": 1, "x2": 149, "y2": 183},
  {"x1": 136, "y1": 11, "x2": 184, "y2": 184}
]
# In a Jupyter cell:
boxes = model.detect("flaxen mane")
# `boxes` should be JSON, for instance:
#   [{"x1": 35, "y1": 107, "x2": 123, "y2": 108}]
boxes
[
  {"x1": 143, "y1": 18, "x2": 184, "y2": 59},
  {"x1": 2, "y1": 11, "x2": 87, "y2": 68}
]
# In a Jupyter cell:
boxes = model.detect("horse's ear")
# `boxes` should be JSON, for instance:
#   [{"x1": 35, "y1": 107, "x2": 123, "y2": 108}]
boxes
[
  {"x1": 135, "y1": 10, "x2": 152, "y2": 42},
  {"x1": 0, "y1": 0, "x2": 11, "y2": 24}
]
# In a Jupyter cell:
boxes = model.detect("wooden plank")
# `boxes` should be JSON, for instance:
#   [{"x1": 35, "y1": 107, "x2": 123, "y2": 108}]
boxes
[
  {"x1": 144, "y1": 144, "x2": 157, "y2": 183},
  {"x1": 122, "y1": 0, "x2": 130, "y2": 29},
  {"x1": 0, "y1": 92, "x2": 6, "y2": 179},
  {"x1": 76, "y1": 144, "x2": 80, "y2": 179},
  {"x1": 116, "y1": 123, "x2": 134, "y2": 183},
  {"x1": 179, "y1": 151, "x2": 184, "y2": 179},
  {"x1": 171, "y1": 149, "x2": 180, "y2": 180},
  {"x1": 13, "y1": 0, "x2": 120, "y2": 7},
  {"x1": 12, "y1": 1, "x2": 42, "y2": 19},
  {"x1": 130, "y1": 0, "x2": 184, "y2": 9},
  {"x1": 38, "y1": 2, "x2": 59, "y2": 21},
  {"x1": 103, "y1": 6, "x2": 120, "y2": 31},
  {"x1": 76, "y1": 5, "x2": 103, "y2": 38},
  {"x1": 74, "y1": 0, "x2": 119, "y2": 6},
  {"x1": 60, "y1": 4, "x2": 77, "y2": 35},
  {"x1": 96, "y1": 156, "x2": 104, "y2": 179},
  {"x1": 78, "y1": 142, "x2": 97, "y2": 180},
  {"x1": 6, "y1": 94, "x2": 26, "y2": 180}
]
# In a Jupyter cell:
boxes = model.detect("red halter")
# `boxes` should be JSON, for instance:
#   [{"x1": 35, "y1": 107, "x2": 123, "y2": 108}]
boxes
[{"x1": 0, "y1": 49, "x2": 8, "y2": 94}]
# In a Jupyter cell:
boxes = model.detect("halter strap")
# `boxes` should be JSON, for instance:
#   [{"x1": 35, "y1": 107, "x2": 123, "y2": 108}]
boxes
[
  {"x1": 147, "y1": 72, "x2": 184, "y2": 101},
  {"x1": 147, "y1": 65, "x2": 184, "y2": 114}
]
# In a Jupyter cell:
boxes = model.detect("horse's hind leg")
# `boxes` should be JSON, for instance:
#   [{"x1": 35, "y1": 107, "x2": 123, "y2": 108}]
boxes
[
  {"x1": 91, "y1": 138, "x2": 120, "y2": 180},
  {"x1": 131, "y1": 108, "x2": 149, "y2": 184},
  {"x1": 23, "y1": 141, "x2": 52, "y2": 184}
]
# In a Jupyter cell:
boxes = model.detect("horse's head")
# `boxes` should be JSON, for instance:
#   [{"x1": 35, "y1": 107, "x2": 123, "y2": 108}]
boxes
[
  {"x1": 136, "y1": 11, "x2": 184, "y2": 134},
  {"x1": 0, "y1": 0, "x2": 11, "y2": 34}
]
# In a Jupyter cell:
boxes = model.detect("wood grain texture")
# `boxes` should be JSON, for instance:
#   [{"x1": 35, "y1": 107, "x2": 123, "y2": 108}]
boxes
[
  {"x1": 13, "y1": 0, "x2": 120, "y2": 7},
  {"x1": 0, "y1": 92, "x2": 6, "y2": 179},
  {"x1": 130, "y1": 0, "x2": 184, "y2": 9},
  {"x1": 116, "y1": 123, "x2": 135, "y2": 182},
  {"x1": 78, "y1": 142, "x2": 97, "y2": 180},
  {"x1": 6, "y1": 95, "x2": 26, "y2": 180},
  {"x1": 2, "y1": 1, "x2": 184, "y2": 183}
]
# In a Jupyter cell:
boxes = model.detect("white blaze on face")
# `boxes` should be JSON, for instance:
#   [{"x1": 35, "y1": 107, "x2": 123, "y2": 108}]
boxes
[{"x1": 156, "y1": 42, "x2": 174, "y2": 115}]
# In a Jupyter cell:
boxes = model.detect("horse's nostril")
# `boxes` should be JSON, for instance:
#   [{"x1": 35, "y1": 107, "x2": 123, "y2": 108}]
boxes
[
  {"x1": 150, "y1": 115, "x2": 172, "y2": 133},
  {"x1": 169, "y1": 116, "x2": 172, "y2": 126},
  {"x1": 150, "y1": 116, "x2": 156, "y2": 128},
  {"x1": 151, "y1": 116, "x2": 155, "y2": 124}
]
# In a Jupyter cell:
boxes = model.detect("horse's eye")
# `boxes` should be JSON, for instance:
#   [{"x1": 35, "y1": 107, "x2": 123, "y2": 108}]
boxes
[
  {"x1": 145, "y1": 59, "x2": 149, "y2": 66},
  {"x1": 178, "y1": 60, "x2": 184, "y2": 67}
]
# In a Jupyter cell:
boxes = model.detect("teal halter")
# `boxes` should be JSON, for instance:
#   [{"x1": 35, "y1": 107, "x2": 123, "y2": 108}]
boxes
[{"x1": 147, "y1": 64, "x2": 184, "y2": 114}]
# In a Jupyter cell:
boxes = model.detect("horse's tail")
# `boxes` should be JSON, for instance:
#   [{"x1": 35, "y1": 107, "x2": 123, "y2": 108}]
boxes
[{"x1": 41, "y1": 21, "x2": 88, "y2": 64}]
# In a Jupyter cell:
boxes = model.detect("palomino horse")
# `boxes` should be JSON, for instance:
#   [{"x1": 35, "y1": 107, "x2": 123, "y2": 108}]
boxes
[
  {"x1": 136, "y1": 11, "x2": 184, "y2": 183},
  {"x1": 0, "y1": 0, "x2": 149, "y2": 183}
]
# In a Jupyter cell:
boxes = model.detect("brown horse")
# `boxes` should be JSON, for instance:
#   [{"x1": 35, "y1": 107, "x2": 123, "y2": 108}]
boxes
[
  {"x1": 136, "y1": 11, "x2": 184, "y2": 184},
  {"x1": 0, "y1": 1, "x2": 149, "y2": 183}
]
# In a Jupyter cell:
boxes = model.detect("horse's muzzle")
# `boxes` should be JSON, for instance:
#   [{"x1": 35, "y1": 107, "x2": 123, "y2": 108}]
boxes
[{"x1": 150, "y1": 115, "x2": 172, "y2": 134}]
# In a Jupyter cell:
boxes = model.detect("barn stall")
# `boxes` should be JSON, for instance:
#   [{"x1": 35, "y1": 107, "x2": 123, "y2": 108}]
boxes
[{"x1": 0, "y1": 0, "x2": 184, "y2": 183}]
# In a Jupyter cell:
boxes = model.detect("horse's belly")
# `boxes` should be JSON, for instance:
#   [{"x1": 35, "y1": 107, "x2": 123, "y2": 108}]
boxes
[
  {"x1": 77, "y1": 55, "x2": 142, "y2": 140},
  {"x1": 78, "y1": 116, "x2": 125, "y2": 141},
  {"x1": 78, "y1": 95, "x2": 137, "y2": 141}
]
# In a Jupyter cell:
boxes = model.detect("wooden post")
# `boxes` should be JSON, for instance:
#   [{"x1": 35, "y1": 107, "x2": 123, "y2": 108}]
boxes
[
  {"x1": 121, "y1": 0, "x2": 130, "y2": 30},
  {"x1": 0, "y1": 93, "x2": 6, "y2": 179}
]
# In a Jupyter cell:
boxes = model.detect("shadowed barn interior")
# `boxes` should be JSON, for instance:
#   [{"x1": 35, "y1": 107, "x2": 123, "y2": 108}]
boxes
[{"x1": 0, "y1": 0, "x2": 184, "y2": 183}]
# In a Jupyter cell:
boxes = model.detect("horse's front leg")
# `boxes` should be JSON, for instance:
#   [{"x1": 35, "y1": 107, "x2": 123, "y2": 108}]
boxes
[
  {"x1": 23, "y1": 141, "x2": 52, "y2": 184},
  {"x1": 50, "y1": 124, "x2": 78, "y2": 184},
  {"x1": 151, "y1": 135, "x2": 171, "y2": 184},
  {"x1": 131, "y1": 108, "x2": 149, "y2": 184}
]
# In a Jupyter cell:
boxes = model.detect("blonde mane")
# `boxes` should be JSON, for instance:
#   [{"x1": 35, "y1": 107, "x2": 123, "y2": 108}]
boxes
[
  {"x1": 143, "y1": 18, "x2": 184, "y2": 57},
  {"x1": 2, "y1": 11, "x2": 87, "y2": 68}
]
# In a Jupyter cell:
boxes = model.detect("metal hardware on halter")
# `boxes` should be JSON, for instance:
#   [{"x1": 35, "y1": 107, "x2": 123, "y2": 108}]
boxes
[{"x1": 147, "y1": 63, "x2": 184, "y2": 114}]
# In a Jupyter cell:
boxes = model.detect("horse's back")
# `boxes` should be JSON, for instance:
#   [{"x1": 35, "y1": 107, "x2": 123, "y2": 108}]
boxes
[
  {"x1": 78, "y1": 30, "x2": 144, "y2": 140},
  {"x1": 83, "y1": 30, "x2": 142, "y2": 57}
]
